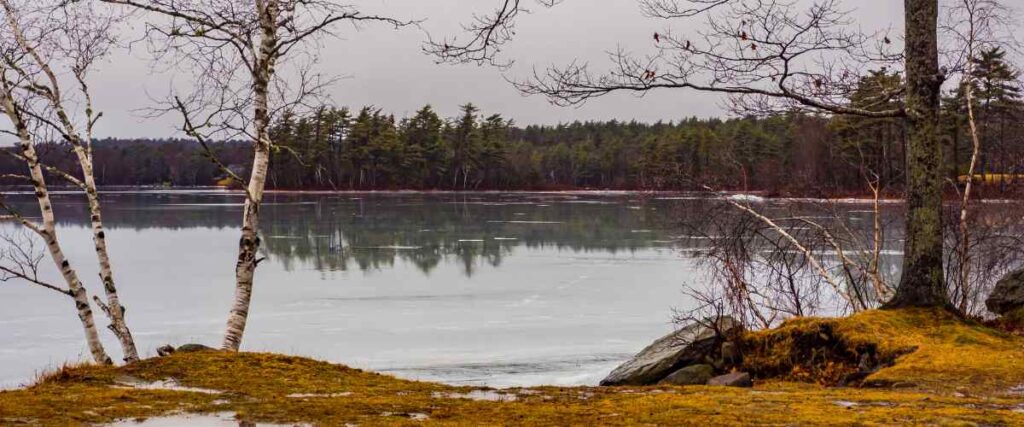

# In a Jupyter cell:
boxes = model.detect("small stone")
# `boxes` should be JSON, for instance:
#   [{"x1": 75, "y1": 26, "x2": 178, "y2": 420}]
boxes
[
  {"x1": 156, "y1": 345, "x2": 175, "y2": 357},
  {"x1": 707, "y1": 372, "x2": 753, "y2": 387},
  {"x1": 659, "y1": 364, "x2": 715, "y2": 386}
]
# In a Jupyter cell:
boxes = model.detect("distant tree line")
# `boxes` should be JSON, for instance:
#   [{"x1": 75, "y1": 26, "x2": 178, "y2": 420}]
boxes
[{"x1": 1, "y1": 48, "x2": 1020, "y2": 195}]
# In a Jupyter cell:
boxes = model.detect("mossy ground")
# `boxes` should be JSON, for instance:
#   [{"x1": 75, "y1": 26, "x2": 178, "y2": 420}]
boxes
[{"x1": 3, "y1": 309, "x2": 1024, "y2": 425}]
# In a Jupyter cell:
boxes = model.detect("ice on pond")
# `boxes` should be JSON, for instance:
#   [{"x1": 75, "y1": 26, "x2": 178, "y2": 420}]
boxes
[
  {"x1": 163, "y1": 203, "x2": 246, "y2": 207},
  {"x1": 0, "y1": 191, "x2": 922, "y2": 389},
  {"x1": 355, "y1": 246, "x2": 423, "y2": 250},
  {"x1": 726, "y1": 194, "x2": 766, "y2": 203},
  {"x1": 487, "y1": 220, "x2": 563, "y2": 224}
]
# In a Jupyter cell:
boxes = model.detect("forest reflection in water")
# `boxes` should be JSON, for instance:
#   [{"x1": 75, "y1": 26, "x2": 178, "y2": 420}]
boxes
[
  {"x1": 3, "y1": 190, "x2": 1023, "y2": 389},
  {"x1": 34, "y1": 191, "x2": 693, "y2": 277}
]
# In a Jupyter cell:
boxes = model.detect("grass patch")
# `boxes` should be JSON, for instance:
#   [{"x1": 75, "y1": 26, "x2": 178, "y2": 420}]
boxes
[
  {"x1": 741, "y1": 308, "x2": 1024, "y2": 393},
  {"x1": 3, "y1": 309, "x2": 1024, "y2": 425}
]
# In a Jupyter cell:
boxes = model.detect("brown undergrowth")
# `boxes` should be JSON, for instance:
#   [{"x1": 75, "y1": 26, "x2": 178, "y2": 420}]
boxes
[{"x1": 740, "y1": 308, "x2": 1024, "y2": 393}]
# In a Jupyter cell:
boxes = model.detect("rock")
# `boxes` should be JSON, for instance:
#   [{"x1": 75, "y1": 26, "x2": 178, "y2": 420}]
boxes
[
  {"x1": 711, "y1": 341, "x2": 740, "y2": 370},
  {"x1": 720, "y1": 341, "x2": 739, "y2": 366},
  {"x1": 176, "y1": 343, "x2": 215, "y2": 353},
  {"x1": 600, "y1": 316, "x2": 741, "y2": 386},
  {"x1": 658, "y1": 364, "x2": 715, "y2": 386},
  {"x1": 987, "y1": 269, "x2": 1024, "y2": 316},
  {"x1": 156, "y1": 345, "x2": 175, "y2": 357},
  {"x1": 707, "y1": 372, "x2": 753, "y2": 387}
]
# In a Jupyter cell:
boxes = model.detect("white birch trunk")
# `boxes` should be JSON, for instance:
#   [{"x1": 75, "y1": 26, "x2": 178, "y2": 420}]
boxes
[
  {"x1": 0, "y1": 0, "x2": 135, "y2": 363},
  {"x1": 75, "y1": 147, "x2": 139, "y2": 362},
  {"x1": 0, "y1": 89, "x2": 111, "y2": 365},
  {"x1": 958, "y1": 13, "x2": 981, "y2": 313},
  {"x1": 222, "y1": 0, "x2": 278, "y2": 351},
  {"x1": 725, "y1": 199, "x2": 860, "y2": 311}
]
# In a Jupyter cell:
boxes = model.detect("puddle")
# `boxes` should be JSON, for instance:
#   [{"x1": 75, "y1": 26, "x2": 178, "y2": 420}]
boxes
[
  {"x1": 834, "y1": 401, "x2": 859, "y2": 408},
  {"x1": 432, "y1": 390, "x2": 518, "y2": 402},
  {"x1": 112, "y1": 377, "x2": 222, "y2": 395},
  {"x1": 107, "y1": 412, "x2": 301, "y2": 426},
  {"x1": 381, "y1": 411, "x2": 430, "y2": 421},
  {"x1": 286, "y1": 392, "x2": 352, "y2": 398}
]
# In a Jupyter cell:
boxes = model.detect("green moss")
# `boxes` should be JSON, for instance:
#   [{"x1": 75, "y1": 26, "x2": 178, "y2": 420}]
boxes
[{"x1": 3, "y1": 310, "x2": 1024, "y2": 425}]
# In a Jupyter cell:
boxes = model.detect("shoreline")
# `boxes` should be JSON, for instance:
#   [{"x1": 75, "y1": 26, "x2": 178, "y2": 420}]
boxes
[
  {"x1": 9, "y1": 186, "x2": 1022, "y2": 204},
  {"x1": 4, "y1": 309, "x2": 1024, "y2": 425}
]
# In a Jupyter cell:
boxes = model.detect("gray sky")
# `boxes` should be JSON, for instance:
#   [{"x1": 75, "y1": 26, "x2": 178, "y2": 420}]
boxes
[{"x1": 90, "y1": 0, "x2": 908, "y2": 138}]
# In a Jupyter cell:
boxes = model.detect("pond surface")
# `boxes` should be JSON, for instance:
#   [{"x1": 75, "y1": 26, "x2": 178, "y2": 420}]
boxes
[
  {"x1": 0, "y1": 191, "x2": 706, "y2": 388},
  {"x1": 14, "y1": 191, "x2": 999, "y2": 389}
]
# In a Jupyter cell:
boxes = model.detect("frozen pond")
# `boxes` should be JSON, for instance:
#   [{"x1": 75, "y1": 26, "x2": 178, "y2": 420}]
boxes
[{"x1": 0, "y1": 191, "x2": 704, "y2": 388}]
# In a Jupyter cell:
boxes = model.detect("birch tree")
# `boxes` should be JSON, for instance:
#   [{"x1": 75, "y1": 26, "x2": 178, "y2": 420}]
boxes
[
  {"x1": 0, "y1": 0, "x2": 139, "y2": 362},
  {"x1": 943, "y1": 0, "x2": 1016, "y2": 313},
  {"x1": 0, "y1": 50, "x2": 112, "y2": 364},
  {"x1": 98, "y1": 0, "x2": 411, "y2": 350},
  {"x1": 440, "y1": 0, "x2": 951, "y2": 308}
]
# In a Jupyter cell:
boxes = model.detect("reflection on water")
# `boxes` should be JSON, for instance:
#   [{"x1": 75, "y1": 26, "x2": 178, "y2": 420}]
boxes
[
  {"x1": 30, "y1": 191, "x2": 687, "y2": 277},
  {"x1": 259, "y1": 194, "x2": 685, "y2": 277},
  {"x1": 12, "y1": 191, "x2": 1015, "y2": 389},
  {"x1": 0, "y1": 191, "x2": 696, "y2": 389}
]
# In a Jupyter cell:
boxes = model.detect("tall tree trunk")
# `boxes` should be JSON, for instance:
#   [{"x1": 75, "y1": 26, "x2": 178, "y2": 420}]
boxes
[
  {"x1": 222, "y1": 0, "x2": 277, "y2": 351},
  {"x1": 888, "y1": 0, "x2": 947, "y2": 308},
  {"x1": 0, "y1": 0, "x2": 139, "y2": 362},
  {"x1": 0, "y1": 89, "x2": 112, "y2": 364},
  {"x1": 74, "y1": 148, "x2": 139, "y2": 362}
]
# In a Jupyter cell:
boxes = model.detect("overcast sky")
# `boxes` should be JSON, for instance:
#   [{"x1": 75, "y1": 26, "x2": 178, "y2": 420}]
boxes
[{"x1": 88, "y1": 0, "x2": 909, "y2": 138}]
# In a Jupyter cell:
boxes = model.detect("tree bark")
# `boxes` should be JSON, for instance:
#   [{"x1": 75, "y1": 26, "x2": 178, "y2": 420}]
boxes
[
  {"x1": 0, "y1": 88, "x2": 112, "y2": 364},
  {"x1": 222, "y1": 0, "x2": 278, "y2": 351},
  {"x1": 75, "y1": 147, "x2": 139, "y2": 362},
  {"x1": 0, "y1": 0, "x2": 138, "y2": 362},
  {"x1": 887, "y1": 0, "x2": 948, "y2": 308}
]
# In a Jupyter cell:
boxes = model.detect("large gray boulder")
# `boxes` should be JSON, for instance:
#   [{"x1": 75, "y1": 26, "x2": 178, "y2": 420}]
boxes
[
  {"x1": 707, "y1": 371, "x2": 753, "y2": 387},
  {"x1": 658, "y1": 364, "x2": 714, "y2": 386},
  {"x1": 600, "y1": 317, "x2": 741, "y2": 386},
  {"x1": 986, "y1": 268, "x2": 1024, "y2": 316}
]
